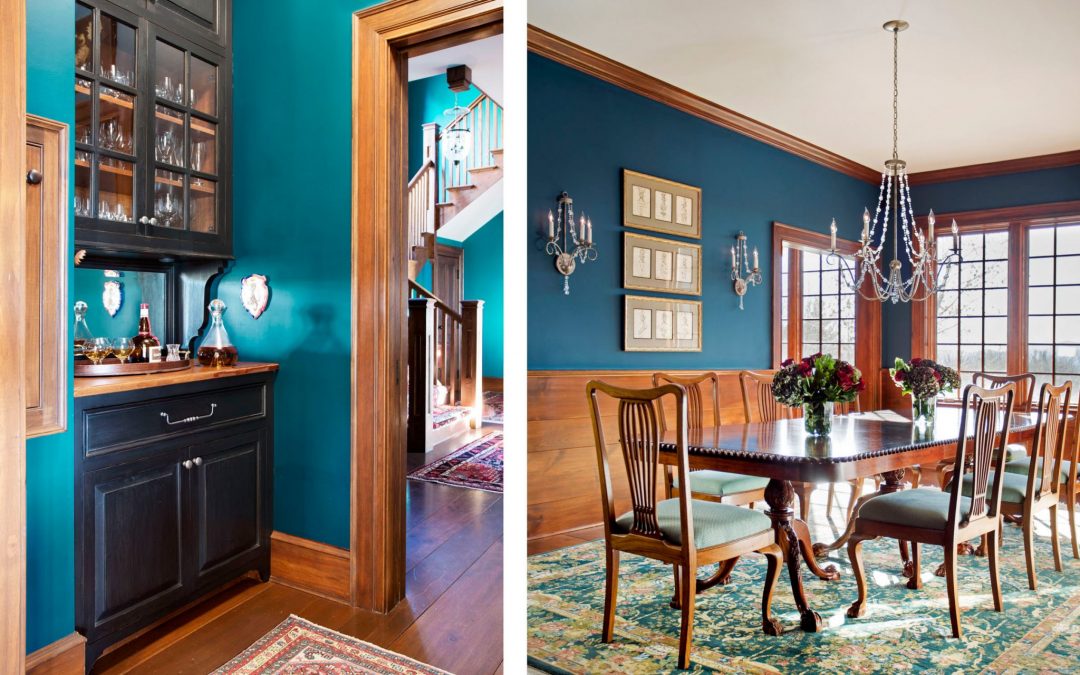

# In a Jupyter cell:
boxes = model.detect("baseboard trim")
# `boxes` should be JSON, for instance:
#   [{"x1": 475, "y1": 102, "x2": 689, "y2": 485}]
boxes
[
  {"x1": 26, "y1": 632, "x2": 85, "y2": 674},
  {"x1": 270, "y1": 531, "x2": 350, "y2": 603},
  {"x1": 483, "y1": 377, "x2": 503, "y2": 392}
]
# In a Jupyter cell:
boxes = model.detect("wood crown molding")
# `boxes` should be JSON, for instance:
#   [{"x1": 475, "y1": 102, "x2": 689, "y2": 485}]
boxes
[
  {"x1": 527, "y1": 25, "x2": 879, "y2": 184},
  {"x1": 908, "y1": 149, "x2": 1080, "y2": 185},
  {"x1": 26, "y1": 632, "x2": 86, "y2": 674}
]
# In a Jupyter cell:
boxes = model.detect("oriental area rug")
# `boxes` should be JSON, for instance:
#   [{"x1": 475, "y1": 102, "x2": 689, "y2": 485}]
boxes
[
  {"x1": 212, "y1": 615, "x2": 450, "y2": 674},
  {"x1": 528, "y1": 510, "x2": 1080, "y2": 674},
  {"x1": 483, "y1": 390, "x2": 504, "y2": 424},
  {"x1": 407, "y1": 431, "x2": 503, "y2": 493}
]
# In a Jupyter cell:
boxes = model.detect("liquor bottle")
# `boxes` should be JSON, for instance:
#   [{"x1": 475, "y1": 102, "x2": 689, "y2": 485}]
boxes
[
  {"x1": 197, "y1": 299, "x2": 239, "y2": 367},
  {"x1": 131, "y1": 303, "x2": 160, "y2": 362},
  {"x1": 73, "y1": 300, "x2": 94, "y2": 357}
]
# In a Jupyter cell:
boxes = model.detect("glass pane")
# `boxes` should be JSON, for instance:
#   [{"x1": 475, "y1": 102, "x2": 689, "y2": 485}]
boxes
[
  {"x1": 984, "y1": 288, "x2": 1007, "y2": 316},
  {"x1": 802, "y1": 270, "x2": 819, "y2": 294},
  {"x1": 984, "y1": 261, "x2": 1008, "y2": 288},
  {"x1": 960, "y1": 262, "x2": 983, "y2": 290},
  {"x1": 99, "y1": 13, "x2": 135, "y2": 87},
  {"x1": 1057, "y1": 256, "x2": 1080, "y2": 285},
  {"x1": 190, "y1": 178, "x2": 216, "y2": 233},
  {"x1": 1029, "y1": 227, "x2": 1054, "y2": 257},
  {"x1": 802, "y1": 320, "x2": 819, "y2": 343},
  {"x1": 1056, "y1": 346, "x2": 1080, "y2": 374},
  {"x1": 840, "y1": 319, "x2": 855, "y2": 343},
  {"x1": 1030, "y1": 257, "x2": 1054, "y2": 286},
  {"x1": 155, "y1": 105, "x2": 184, "y2": 167},
  {"x1": 840, "y1": 294, "x2": 855, "y2": 318},
  {"x1": 821, "y1": 269, "x2": 839, "y2": 294},
  {"x1": 960, "y1": 345, "x2": 982, "y2": 371},
  {"x1": 1030, "y1": 286, "x2": 1054, "y2": 314},
  {"x1": 984, "y1": 231, "x2": 1009, "y2": 259},
  {"x1": 960, "y1": 234, "x2": 983, "y2": 260},
  {"x1": 1058, "y1": 225, "x2": 1080, "y2": 256},
  {"x1": 1028, "y1": 346, "x2": 1052, "y2": 373},
  {"x1": 937, "y1": 290, "x2": 959, "y2": 317},
  {"x1": 802, "y1": 251, "x2": 820, "y2": 271},
  {"x1": 99, "y1": 86, "x2": 135, "y2": 155},
  {"x1": 840, "y1": 344, "x2": 854, "y2": 364},
  {"x1": 984, "y1": 317, "x2": 1007, "y2": 341},
  {"x1": 960, "y1": 289, "x2": 982, "y2": 316},
  {"x1": 190, "y1": 118, "x2": 217, "y2": 175},
  {"x1": 75, "y1": 76, "x2": 92, "y2": 145},
  {"x1": 984, "y1": 346, "x2": 1007, "y2": 373},
  {"x1": 820, "y1": 343, "x2": 839, "y2": 359},
  {"x1": 154, "y1": 40, "x2": 186, "y2": 105},
  {"x1": 821, "y1": 295, "x2": 838, "y2": 319},
  {"x1": 821, "y1": 320, "x2": 839, "y2": 343},
  {"x1": 1057, "y1": 316, "x2": 1080, "y2": 343},
  {"x1": 937, "y1": 345, "x2": 958, "y2": 371},
  {"x1": 97, "y1": 156, "x2": 134, "y2": 223},
  {"x1": 1029, "y1": 315, "x2": 1053, "y2": 343},
  {"x1": 936, "y1": 316, "x2": 958, "y2": 344},
  {"x1": 959, "y1": 317, "x2": 982, "y2": 344},
  {"x1": 1056, "y1": 286, "x2": 1080, "y2": 313},
  {"x1": 75, "y1": 150, "x2": 92, "y2": 218},
  {"x1": 153, "y1": 169, "x2": 185, "y2": 229},
  {"x1": 190, "y1": 56, "x2": 217, "y2": 115},
  {"x1": 75, "y1": 3, "x2": 93, "y2": 74},
  {"x1": 803, "y1": 296, "x2": 819, "y2": 320}
]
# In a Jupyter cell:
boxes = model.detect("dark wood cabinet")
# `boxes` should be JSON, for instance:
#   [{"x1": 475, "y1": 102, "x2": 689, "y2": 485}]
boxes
[
  {"x1": 75, "y1": 371, "x2": 273, "y2": 671},
  {"x1": 75, "y1": 0, "x2": 231, "y2": 259}
]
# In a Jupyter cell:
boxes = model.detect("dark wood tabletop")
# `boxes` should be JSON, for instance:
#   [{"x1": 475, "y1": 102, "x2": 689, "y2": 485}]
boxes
[{"x1": 659, "y1": 408, "x2": 1038, "y2": 483}]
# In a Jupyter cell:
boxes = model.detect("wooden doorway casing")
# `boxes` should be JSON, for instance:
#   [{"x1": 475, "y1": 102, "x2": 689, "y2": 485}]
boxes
[
  {"x1": 350, "y1": 0, "x2": 502, "y2": 612},
  {"x1": 0, "y1": 0, "x2": 27, "y2": 665}
]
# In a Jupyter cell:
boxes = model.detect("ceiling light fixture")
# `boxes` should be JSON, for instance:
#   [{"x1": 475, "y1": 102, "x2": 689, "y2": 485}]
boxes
[{"x1": 829, "y1": 20, "x2": 961, "y2": 304}]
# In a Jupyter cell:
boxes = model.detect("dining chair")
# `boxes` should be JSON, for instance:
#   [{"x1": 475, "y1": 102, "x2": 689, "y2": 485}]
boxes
[
  {"x1": 846, "y1": 383, "x2": 1015, "y2": 638},
  {"x1": 988, "y1": 381, "x2": 1073, "y2": 587},
  {"x1": 654, "y1": 372, "x2": 768, "y2": 507},
  {"x1": 586, "y1": 380, "x2": 784, "y2": 669},
  {"x1": 974, "y1": 372, "x2": 1036, "y2": 462}
]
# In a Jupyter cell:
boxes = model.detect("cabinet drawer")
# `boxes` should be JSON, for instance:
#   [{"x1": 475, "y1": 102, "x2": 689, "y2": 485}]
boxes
[{"x1": 82, "y1": 384, "x2": 266, "y2": 457}]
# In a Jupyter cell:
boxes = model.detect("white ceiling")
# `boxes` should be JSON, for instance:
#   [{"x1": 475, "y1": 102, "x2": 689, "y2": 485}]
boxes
[
  {"x1": 409, "y1": 34, "x2": 503, "y2": 105},
  {"x1": 529, "y1": 1, "x2": 1080, "y2": 172}
]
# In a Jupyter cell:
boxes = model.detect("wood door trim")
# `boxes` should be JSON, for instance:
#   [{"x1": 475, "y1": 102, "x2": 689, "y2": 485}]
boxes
[
  {"x1": 526, "y1": 25, "x2": 879, "y2": 184},
  {"x1": 0, "y1": 0, "x2": 26, "y2": 664},
  {"x1": 908, "y1": 149, "x2": 1080, "y2": 185},
  {"x1": 351, "y1": 0, "x2": 502, "y2": 612}
]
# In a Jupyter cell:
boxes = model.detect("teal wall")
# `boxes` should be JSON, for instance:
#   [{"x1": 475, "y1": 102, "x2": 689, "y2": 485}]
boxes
[
  {"x1": 407, "y1": 74, "x2": 479, "y2": 178},
  {"x1": 213, "y1": 0, "x2": 385, "y2": 550},
  {"x1": 26, "y1": 0, "x2": 76, "y2": 654},
  {"x1": 72, "y1": 268, "x2": 166, "y2": 338},
  {"x1": 461, "y1": 214, "x2": 503, "y2": 378}
]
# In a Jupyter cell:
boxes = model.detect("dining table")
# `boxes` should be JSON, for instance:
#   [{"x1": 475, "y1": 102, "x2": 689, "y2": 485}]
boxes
[{"x1": 658, "y1": 407, "x2": 1038, "y2": 633}]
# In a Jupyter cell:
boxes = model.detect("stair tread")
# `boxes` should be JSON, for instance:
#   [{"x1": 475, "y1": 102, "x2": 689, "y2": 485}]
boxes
[
  {"x1": 490, "y1": 148, "x2": 503, "y2": 154},
  {"x1": 446, "y1": 184, "x2": 477, "y2": 191},
  {"x1": 469, "y1": 165, "x2": 500, "y2": 173}
]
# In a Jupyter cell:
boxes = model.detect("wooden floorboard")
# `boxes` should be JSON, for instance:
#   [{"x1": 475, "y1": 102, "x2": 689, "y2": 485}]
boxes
[{"x1": 95, "y1": 467, "x2": 503, "y2": 674}]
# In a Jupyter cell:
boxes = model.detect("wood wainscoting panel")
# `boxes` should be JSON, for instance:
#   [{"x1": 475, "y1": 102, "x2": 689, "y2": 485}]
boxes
[
  {"x1": 270, "y1": 531, "x2": 350, "y2": 603},
  {"x1": 24, "y1": 115, "x2": 67, "y2": 437},
  {"x1": 26, "y1": 632, "x2": 85, "y2": 675}
]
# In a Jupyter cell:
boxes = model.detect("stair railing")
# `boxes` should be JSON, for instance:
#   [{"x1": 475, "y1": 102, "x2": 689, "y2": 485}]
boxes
[
  {"x1": 435, "y1": 92, "x2": 502, "y2": 204},
  {"x1": 406, "y1": 158, "x2": 436, "y2": 264}
]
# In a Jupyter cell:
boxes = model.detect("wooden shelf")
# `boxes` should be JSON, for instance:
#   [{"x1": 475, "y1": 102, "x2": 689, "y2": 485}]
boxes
[
  {"x1": 153, "y1": 176, "x2": 215, "y2": 194},
  {"x1": 76, "y1": 157, "x2": 134, "y2": 179},
  {"x1": 76, "y1": 83, "x2": 136, "y2": 111},
  {"x1": 191, "y1": 120, "x2": 216, "y2": 136}
]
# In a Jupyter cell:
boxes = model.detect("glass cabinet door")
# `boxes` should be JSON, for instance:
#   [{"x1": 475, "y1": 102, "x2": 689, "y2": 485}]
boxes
[
  {"x1": 74, "y1": 2, "x2": 140, "y2": 231},
  {"x1": 150, "y1": 31, "x2": 221, "y2": 236}
]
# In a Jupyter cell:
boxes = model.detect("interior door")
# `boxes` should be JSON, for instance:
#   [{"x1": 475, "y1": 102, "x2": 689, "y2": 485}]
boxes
[{"x1": 433, "y1": 244, "x2": 463, "y2": 310}]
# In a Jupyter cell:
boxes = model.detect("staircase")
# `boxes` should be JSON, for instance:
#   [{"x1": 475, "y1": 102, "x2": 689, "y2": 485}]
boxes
[{"x1": 407, "y1": 91, "x2": 503, "y2": 281}]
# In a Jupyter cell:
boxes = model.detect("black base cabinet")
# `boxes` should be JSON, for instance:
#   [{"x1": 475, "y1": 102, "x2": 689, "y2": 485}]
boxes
[{"x1": 75, "y1": 372, "x2": 274, "y2": 672}]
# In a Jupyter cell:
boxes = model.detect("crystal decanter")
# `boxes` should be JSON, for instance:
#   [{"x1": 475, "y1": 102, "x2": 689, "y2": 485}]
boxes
[{"x1": 197, "y1": 299, "x2": 239, "y2": 367}]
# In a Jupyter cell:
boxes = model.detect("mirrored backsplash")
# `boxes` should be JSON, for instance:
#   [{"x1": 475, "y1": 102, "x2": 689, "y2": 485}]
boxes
[{"x1": 73, "y1": 267, "x2": 166, "y2": 342}]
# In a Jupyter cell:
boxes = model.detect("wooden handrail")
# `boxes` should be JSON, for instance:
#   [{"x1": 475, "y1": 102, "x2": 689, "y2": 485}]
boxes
[
  {"x1": 408, "y1": 279, "x2": 462, "y2": 323},
  {"x1": 408, "y1": 159, "x2": 435, "y2": 188},
  {"x1": 435, "y1": 87, "x2": 496, "y2": 139}
]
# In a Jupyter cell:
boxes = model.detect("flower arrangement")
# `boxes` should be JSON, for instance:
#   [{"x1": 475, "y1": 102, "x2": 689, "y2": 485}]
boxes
[
  {"x1": 772, "y1": 353, "x2": 864, "y2": 435},
  {"x1": 889, "y1": 357, "x2": 960, "y2": 423}
]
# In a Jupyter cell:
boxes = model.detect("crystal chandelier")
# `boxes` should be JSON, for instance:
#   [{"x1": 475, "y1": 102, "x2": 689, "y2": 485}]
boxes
[{"x1": 828, "y1": 20, "x2": 961, "y2": 304}]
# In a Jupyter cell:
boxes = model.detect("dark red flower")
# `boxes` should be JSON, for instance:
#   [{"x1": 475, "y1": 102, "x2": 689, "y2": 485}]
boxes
[
  {"x1": 781, "y1": 358, "x2": 794, "y2": 367},
  {"x1": 910, "y1": 358, "x2": 924, "y2": 366},
  {"x1": 932, "y1": 369, "x2": 943, "y2": 382},
  {"x1": 796, "y1": 360, "x2": 813, "y2": 376},
  {"x1": 894, "y1": 369, "x2": 907, "y2": 383},
  {"x1": 836, "y1": 363, "x2": 862, "y2": 392}
]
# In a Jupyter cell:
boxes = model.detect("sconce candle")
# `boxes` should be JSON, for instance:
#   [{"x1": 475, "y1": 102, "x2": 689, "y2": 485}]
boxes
[{"x1": 544, "y1": 191, "x2": 599, "y2": 295}]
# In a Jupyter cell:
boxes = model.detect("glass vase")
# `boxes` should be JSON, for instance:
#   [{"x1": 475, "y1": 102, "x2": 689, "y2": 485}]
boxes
[
  {"x1": 912, "y1": 396, "x2": 937, "y2": 425},
  {"x1": 803, "y1": 401, "x2": 834, "y2": 436}
]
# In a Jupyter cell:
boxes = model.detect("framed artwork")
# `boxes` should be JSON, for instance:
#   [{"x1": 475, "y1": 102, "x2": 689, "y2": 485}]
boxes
[
  {"x1": 623, "y1": 232, "x2": 701, "y2": 296},
  {"x1": 622, "y1": 169, "x2": 701, "y2": 238},
  {"x1": 624, "y1": 295, "x2": 702, "y2": 352}
]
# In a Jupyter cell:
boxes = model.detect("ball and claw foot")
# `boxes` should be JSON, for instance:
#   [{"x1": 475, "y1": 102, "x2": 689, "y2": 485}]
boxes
[
  {"x1": 846, "y1": 602, "x2": 865, "y2": 619},
  {"x1": 819, "y1": 563, "x2": 841, "y2": 581},
  {"x1": 762, "y1": 618, "x2": 784, "y2": 636},
  {"x1": 905, "y1": 575, "x2": 922, "y2": 590},
  {"x1": 811, "y1": 542, "x2": 830, "y2": 559},
  {"x1": 799, "y1": 609, "x2": 824, "y2": 632},
  {"x1": 902, "y1": 560, "x2": 915, "y2": 578}
]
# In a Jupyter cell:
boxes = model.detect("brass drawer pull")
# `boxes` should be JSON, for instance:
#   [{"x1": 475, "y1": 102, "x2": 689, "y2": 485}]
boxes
[{"x1": 161, "y1": 403, "x2": 217, "y2": 426}]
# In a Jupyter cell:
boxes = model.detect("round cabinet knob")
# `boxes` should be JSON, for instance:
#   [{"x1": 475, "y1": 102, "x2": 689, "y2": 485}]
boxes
[
  {"x1": 26, "y1": 169, "x2": 43, "y2": 185},
  {"x1": 193, "y1": 456, "x2": 203, "y2": 467},
  {"x1": 139, "y1": 216, "x2": 150, "y2": 225},
  {"x1": 182, "y1": 460, "x2": 194, "y2": 470},
  {"x1": 149, "y1": 217, "x2": 158, "y2": 226}
]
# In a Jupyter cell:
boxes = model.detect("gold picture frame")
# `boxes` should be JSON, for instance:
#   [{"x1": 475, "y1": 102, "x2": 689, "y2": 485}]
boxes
[
  {"x1": 624, "y1": 294, "x2": 702, "y2": 352},
  {"x1": 623, "y1": 232, "x2": 701, "y2": 296},
  {"x1": 623, "y1": 168, "x2": 701, "y2": 239}
]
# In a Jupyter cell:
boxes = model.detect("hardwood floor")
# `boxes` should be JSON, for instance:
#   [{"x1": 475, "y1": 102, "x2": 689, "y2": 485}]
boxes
[{"x1": 95, "y1": 427, "x2": 502, "y2": 674}]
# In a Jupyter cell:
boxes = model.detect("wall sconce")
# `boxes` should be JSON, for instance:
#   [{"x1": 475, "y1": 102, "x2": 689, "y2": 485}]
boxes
[
  {"x1": 545, "y1": 191, "x2": 598, "y2": 295},
  {"x1": 730, "y1": 231, "x2": 761, "y2": 310}
]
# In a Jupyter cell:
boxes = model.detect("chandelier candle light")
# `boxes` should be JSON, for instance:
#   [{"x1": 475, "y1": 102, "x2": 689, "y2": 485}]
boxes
[
  {"x1": 546, "y1": 191, "x2": 598, "y2": 295},
  {"x1": 730, "y1": 232, "x2": 761, "y2": 310},
  {"x1": 827, "y1": 20, "x2": 962, "y2": 304}
]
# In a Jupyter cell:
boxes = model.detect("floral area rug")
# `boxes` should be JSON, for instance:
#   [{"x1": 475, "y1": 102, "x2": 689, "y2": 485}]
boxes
[
  {"x1": 483, "y1": 390, "x2": 504, "y2": 424},
  {"x1": 407, "y1": 431, "x2": 503, "y2": 493},
  {"x1": 528, "y1": 509, "x2": 1080, "y2": 673},
  {"x1": 212, "y1": 615, "x2": 450, "y2": 674},
  {"x1": 432, "y1": 405, "x2": 470, "y2": 429}
]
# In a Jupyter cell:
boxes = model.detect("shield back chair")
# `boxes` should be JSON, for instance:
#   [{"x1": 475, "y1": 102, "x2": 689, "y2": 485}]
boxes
[
  {"x1": 846, "y1": 383, "x2": 1015, "y2": 638},
  {"x1": 987, "y1": 381, "x2": 1072, "y2": 587},
  {"x1": 586, "y1": 380, "x2": 784, "y2": 669},
  {"x1": 974, "y1": 372, "x2": 1036, "y2": 462},
  {"x1": 654, "y1": 372, "x2": 768, "y2": 507}
]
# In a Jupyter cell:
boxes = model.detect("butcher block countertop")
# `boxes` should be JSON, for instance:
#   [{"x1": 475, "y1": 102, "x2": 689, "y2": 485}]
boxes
[{"x1": 74, "y1": 361, "x2": 279, "y2": 398}]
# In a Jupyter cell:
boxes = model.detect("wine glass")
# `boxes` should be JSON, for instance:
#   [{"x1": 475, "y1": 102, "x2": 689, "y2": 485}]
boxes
[
  {"x1": 112, "y1": 337, "x2": 134, "y2": 363},
  {"x1": 86, "y1": 337, "x2": 113, "y2": 365}
]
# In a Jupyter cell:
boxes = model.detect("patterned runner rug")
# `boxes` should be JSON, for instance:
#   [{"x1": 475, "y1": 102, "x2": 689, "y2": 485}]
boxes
[
  {"x1": 212, "y1": 615, "x2": 450, "y2": 674},
  {"x1": 407, "y1": 431, "x2": 503, "y2": 493},
  {"x1": 483, "y1": 391, "x2": 504, "y2": 424},
  {"x1": 528, "y1": 510, "x2": 1080, "y2": 673}
]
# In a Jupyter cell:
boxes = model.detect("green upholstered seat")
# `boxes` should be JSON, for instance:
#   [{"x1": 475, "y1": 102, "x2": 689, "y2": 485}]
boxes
[
  {"x1": 614, "y1": 499, "x2": 772, "y2": 549},
  {"x1": 673, "y1": 470, "x2": 770, "y2": 497},
  {"x1": 962, "y1": 471, "x2": 1029, "y2": 504},
  {"x1": 1003, "y1": 456, "x2": 1075, "y2": 484},
  {"x1": 858, "y1": 488, "x2": 973, "y2": 530},
  {"x1": 1004, "y1": 443, "x2": 1026, "y2": 463}
]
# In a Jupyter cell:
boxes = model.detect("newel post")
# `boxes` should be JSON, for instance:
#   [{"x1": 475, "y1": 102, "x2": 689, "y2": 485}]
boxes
[
  {"x1": 460, "y1": 300, "x2": 484, "y2": 427},
  {"x1": 408, "y1": 298, "x2": 435, "y2": 452}
]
